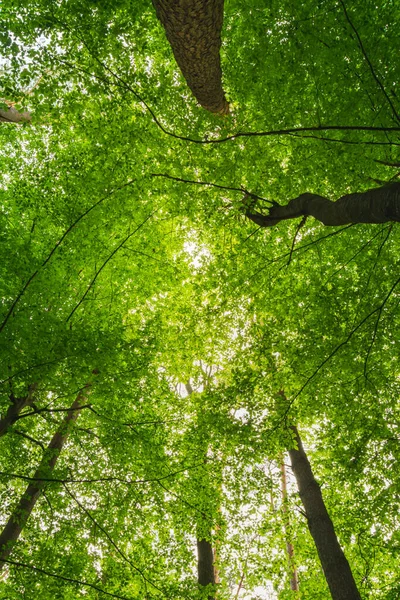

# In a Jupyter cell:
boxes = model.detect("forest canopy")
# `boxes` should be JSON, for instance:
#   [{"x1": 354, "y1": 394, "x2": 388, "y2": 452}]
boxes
[{"x1": 0, "y1": 0, "x2": 399, "y2": 598}]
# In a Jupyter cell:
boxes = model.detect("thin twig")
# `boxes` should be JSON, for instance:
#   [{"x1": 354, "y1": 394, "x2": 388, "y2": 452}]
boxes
[
  {"x1": 0, "y1": 464, "x2": 203, "y2": 485},
  {"x1": 66, "y1": 212, "x2": 154, "y2": 322},
  {"x1": 243, "y1": 225, "x2": 355, "y2": 287},
  {"x1": 0, "y1": 180, "x2": 136, "y2": 335},
  {"x1": 288, "y1": 132, "x2": 400, "y2": 146},
  {"x1": 339, "y1": 0, "x2": 400, "y2": 124},
  {"x1": 292, "y1": 273, "x2": 400, "y2": 402},
  {"x1": 10, "y1": 430, "x2": 45, "y2": 450},
  {"x1": 151, "y1": 173, "x2": 275, "y2": 204},
  {"x1": 64, "y1": 484, "x2": 157, "y2": 594},
  {"x1": 1, "y1": 559, "x2": 132, "y2": 599},
  {"x1": 363, "y1": 227, "x2": 394, "y2": 375},
  {"x1": 16, "y1": 404, "x2": 92, "y2": 420},
  {"x1": 287, "y1": 216, "x2": 307, "y2": 266},
  {"x1": 322, "y1": 225, "x2": 391, "y2": 287}
]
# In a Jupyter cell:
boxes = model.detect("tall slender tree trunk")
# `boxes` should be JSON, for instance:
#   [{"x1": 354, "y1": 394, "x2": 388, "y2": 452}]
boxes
[
  {"x1": 185, "y1": 382, "x2": 216, "y2": 599},
  {"x1": 152, "y1": 0, "x2": 229, "y2": 114},
  {"x1": 280, "y1": 457, "x2": 300, "y2": 593},
  {"x1": 246, "y1": 181, "x2": 400, "y2": 227},
  {"x1": 288, "y1": 426, "x2": 361, "y2": 600},
  {"x1": 0, "y1": 382, "x2": 93, "y2": 572},
  {"x1": 0, "y1": 384, "x2": 37, "y2": 438}
]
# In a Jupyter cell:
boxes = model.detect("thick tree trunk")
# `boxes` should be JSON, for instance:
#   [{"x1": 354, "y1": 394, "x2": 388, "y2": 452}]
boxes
[
  {"x1": 0, "y1": 384, "x2": 92, "y2": 571},
  {"x1": 288, "y1": 427, "x2": 361, "y2": 600},
  {"x1": 152, "y1": 0, "x2": 229, "y2": 114},
  {"x1": 280, "y1": 457, "x2": 299, "y2": 593},
  {"x1": 0, "y1": 107, "x2": 31, "y2": 123},
  {"x1": 197, "y1": 537, "x2": 216, "y2": 595},
  {"x1": 246, "y1": 182, "x2": 400, "y2": 227},
  {"x1": 0, "y1": 384, "x2": 37, "y2": 438}
]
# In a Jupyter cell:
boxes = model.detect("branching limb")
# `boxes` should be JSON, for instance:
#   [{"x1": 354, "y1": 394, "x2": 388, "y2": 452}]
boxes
[
  {"x1": 0, "y1": 180, "x2": 136, "y2": 335},
  {"x1": 339, "y1": 0, "x2": 400, "y2": 124},
  {"x1": 287, "y1": 216, "x2": 308, "y2": 266},
  {"x1": 1, "y1": 558, "x2": 132, "y2": 599},
  {"x1": 64, "y1": 484, "x2": 156, "y2": 593},
  {"x1": 66, "y1": 212, "x2": 154, "y2": 322},
  {"x1": 10, "y1": 430, "x2": 45, "y2": 451},
  {"x1": 246, "y1": 182, "x2": 400, "y2": 227},
  {"x1": 152, "y1": 172, "x2": 277, "y2": 205}
]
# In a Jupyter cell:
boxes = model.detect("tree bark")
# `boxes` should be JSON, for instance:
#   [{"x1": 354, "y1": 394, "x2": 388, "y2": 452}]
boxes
[
  {"x1": 0, "y1": 383, "x2": 92, "y2": 572},
  {"x1": 152, "y1": 0, "x2": 229, "y2": 114},
  {"x1": 0, "y1": 384, "x2": 37, "y2": 438},
  {"x1": 197, "y1": 537, "x2": 216, "y2": 595},
  {"x1": 0, "y1": 107, "x2": 31, "y2": 123},
  {"x1": 246, "y1": 181, "x2": 400, "y2": 227},
  {"x1": 288, "y1": 426, "x2": 361, "y2": 600}
]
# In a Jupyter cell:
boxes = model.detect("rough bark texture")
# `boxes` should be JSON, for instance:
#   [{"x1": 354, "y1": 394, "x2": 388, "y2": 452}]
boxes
[
  {"x1": 0, "y1": 107, "x2": 31, "y2": 123},
  {"x1": 246, "y1": 182, "x2": 400, "y2": 227},
  {"x1": 289, "y1": 427, "x2": 361, "y2": 600},
  {"x1": 0, "y1": 384, "x2": 37, "y2": 438},
  {"x1": 152, "y1": 0, "x2": 229, "y2": 114},
  {"x1": 0, "y1": 384, "x2": 91, "y2": 571}
]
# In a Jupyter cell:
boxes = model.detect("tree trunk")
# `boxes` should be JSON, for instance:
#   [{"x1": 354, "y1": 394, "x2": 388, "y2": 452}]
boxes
[
  {"x1": 0, "y1": 107, "x2": 31, "y2": 123},
  {"x1": 152, "y1": 0, "x2": 229, "y2": 114},
  {"x1": 280, "y1": 457, "x2": 300, "y2": 593},
  {"x1": 0, "y1": 384, "x2": 37, "y2": 438},
  {"x1": 185, "y1": 382, "x2": 216, "y2": 599},
  {"x1": 197, "y1": 537, "x2": 216, "y2": 596},
  {"x1": 246, "y1": 181, "x2": 400, "y2": 227},
  {"x1": 288, "y1": 426, "x2": 361, "y2": 600},
  {"x1": 0, "y1": 383, "x2": 92, "y2": 572}
]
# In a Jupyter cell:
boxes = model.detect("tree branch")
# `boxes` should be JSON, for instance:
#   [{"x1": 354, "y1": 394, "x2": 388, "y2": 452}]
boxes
[
  {"x1": 16, "y1": 404, "x2": 92, "y2": 420},
  {"x1": 151, "y1": 173, "x2": 275, "y2": 204},
  {"x1": 64, "y1": 484, "x2": 158, "y2": 593},
  {"x1": 246, "y1": 182, "x2": 400, "y2": 227},
  {"x1": 50, "y1": 26, "x2": 400, "y2": 145},
  {"x1": 1, "y1": 558, "x2": 132, "y2": 599},
  {"x1": 291, "y1": 272, "x2": 400, "y2": 402},
  {"x1": 0, "y1": 180, "x2": 136, "y2": 335},
  {"x1": 10, "y1": 430, "x2": 45, "y2": 451},
  {"x1": 66, "y1": 212, "x2": 154, "y2": 322},
  {"x1": 339, "y1": 0, "x2": 400, "y2": 124}
]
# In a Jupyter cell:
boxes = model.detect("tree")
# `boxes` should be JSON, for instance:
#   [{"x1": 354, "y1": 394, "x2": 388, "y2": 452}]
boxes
[
  {"x1": 152, "y1": 0, "x2": 229, "y2": 114},
  {"x1": 0, "y1": 380, "x2": 93, "y2": 571},
  {"x1": 0, "y1": 0, "x2": 399, "y2": 598},
  {"x1": 288, "y1": 425, "x2": 361, "y2": 600},
  {"x1": 0, "y1": 384, "x2": 37, "y2": 438}
]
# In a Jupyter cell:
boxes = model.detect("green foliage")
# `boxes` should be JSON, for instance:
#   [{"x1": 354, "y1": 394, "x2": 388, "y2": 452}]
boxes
[{"x1": 0, "y1": 0, "x2": 399, "y2": 597}]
